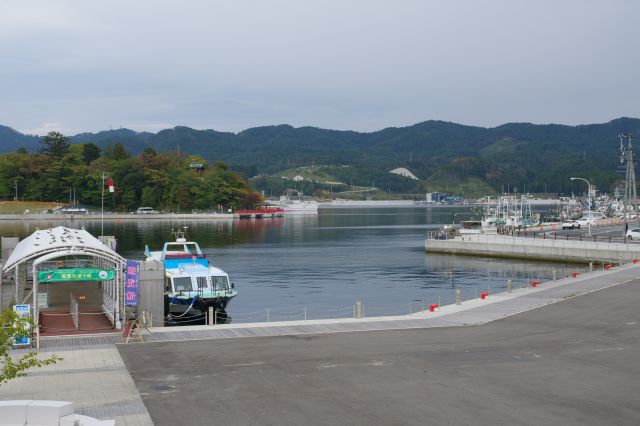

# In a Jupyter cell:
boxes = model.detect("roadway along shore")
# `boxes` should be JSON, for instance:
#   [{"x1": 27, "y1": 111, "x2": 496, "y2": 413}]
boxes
[{"x1": 118, "y1": 266, "x2": 640, "y2": 426}]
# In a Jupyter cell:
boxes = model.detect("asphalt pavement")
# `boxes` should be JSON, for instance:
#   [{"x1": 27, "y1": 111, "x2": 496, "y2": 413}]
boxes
[{"x1": 119, "y1": 279, "x2": 640, "y2": 426}]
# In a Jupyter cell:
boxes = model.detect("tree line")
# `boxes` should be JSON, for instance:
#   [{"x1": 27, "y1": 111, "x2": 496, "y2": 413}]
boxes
[{"x1": 0, "y1": 131, "x2": 263, "y2": 211}]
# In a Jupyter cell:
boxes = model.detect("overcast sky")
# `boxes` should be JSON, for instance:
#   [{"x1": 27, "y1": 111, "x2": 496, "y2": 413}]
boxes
[{"x1": 0, "y1": 0, "x2": 638, "y2": 135}]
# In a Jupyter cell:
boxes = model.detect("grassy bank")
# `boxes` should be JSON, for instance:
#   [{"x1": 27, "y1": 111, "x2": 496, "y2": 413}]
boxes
[{"x1": 0, "y1": 201, "x2": 62, "y2": 214}]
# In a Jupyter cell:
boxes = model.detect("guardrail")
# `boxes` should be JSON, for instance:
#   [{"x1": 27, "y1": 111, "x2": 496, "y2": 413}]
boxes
[
  {"x1": 512, "y1": 231, "x2": 629, "y2": 243},
  {"x1": 199, "y1": 267, "x2": 589, "y2": 325}
]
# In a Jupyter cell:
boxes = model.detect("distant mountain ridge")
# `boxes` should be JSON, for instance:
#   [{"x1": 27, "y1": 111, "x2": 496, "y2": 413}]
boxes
[{"x1": 1, "y1": 118, "x2": 638, "y2": 194}]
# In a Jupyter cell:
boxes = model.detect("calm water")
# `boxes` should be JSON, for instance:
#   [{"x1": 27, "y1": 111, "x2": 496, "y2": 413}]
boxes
[{"x1": 2, "y1": 206, "x2": 588, "y2": 322}]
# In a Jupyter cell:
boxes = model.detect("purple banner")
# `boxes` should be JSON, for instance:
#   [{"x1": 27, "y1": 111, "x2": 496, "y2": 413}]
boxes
[{"x1": 125, "y1": 260, "x2": 140, "y2": 306}]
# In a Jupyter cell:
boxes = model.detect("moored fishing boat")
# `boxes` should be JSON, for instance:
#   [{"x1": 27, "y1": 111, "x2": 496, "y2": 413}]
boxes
[{"x1": 144, "y1": 228, "x2": 237, "y2": 324}]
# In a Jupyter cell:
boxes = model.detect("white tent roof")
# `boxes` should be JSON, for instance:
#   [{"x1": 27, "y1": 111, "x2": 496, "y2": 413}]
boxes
[{"x1": 3, "y1": 226, "x2": 124, "y2": 271}]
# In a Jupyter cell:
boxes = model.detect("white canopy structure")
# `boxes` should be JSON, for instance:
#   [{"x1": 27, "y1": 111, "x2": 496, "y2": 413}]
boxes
[
  {"x1": 389, "y1": 167, "x2": 419, "y2": 180},
  {"x1": 2, "y1": 226, "x2": 126, "y2": 334},
  {"x1": 3, "y1": 227, "x2": 124, "y2": 272}
]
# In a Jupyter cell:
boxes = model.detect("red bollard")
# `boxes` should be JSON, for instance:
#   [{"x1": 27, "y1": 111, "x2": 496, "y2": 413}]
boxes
[
  {"x1": 572, "y1": 271, "x2": 579, "y2": 278},
  {"x1": 480, "y1": 291, "x2": 488, "y2": 300},
  {"x1": 531, "y1": 280, "x2": 541, "y2": 287},
  {"x1": 429, "y1": 303, "x2": 439, "y2": 312}
]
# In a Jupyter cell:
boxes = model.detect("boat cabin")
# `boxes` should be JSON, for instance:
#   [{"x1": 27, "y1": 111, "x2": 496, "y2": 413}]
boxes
[{"x1": 165, "y1": 264, "x2": 233, "y2": 296}]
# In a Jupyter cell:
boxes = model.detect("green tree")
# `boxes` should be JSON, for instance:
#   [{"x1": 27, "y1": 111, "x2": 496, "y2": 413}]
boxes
[
  {"x1": 82, "y1": 143, "x2": 101, "y2": 164},
  {"x1": 104, "y1": 143, "x2": 130, "y2": 161},
  {"x1": 141, "y1": 147, "x2": 158, "y2": 166},
  {"x1": 39, "y1": 131, "x2": 70, "y2": 158},
  {"x1": 1, "y1": 309, "x2": 61, "y2": 385}
]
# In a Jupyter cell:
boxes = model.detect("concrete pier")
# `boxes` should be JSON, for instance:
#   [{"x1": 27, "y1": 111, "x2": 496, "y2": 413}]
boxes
[{"x1": 425, "y1": 233, "x2": 640, "y2": 263}]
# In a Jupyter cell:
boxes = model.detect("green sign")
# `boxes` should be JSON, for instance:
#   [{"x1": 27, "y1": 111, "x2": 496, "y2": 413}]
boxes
[{"x1": 37, "y1": 268, "x2": 115, "y2": 282}]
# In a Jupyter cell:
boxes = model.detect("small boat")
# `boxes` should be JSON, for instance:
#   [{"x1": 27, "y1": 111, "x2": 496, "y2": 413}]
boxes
[{"x1": 145, "y1": 228, "x2": 237, "y2": 324}]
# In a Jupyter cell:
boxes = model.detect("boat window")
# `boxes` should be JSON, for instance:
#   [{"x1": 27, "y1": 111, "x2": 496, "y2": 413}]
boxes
[
  {"x1": 185, "y1": 243, "x2": 199, "y2": 254},
  {"x1": 211, "y1": 276, "x2": 228, "y2": 291},
  {"x1": 167, "y1": 244, "x2": 186, "y2": 252},
  {"x1": 196, "y1": 276, "x2": 208, "y2": 290},
  {"x1": 173, "y1": 277, "x2": 193, "y2": 292}
]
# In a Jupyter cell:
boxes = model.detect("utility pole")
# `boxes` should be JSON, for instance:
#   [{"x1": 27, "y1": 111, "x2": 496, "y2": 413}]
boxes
[
  {"x1": 101, "y1": 172, "x2": 108, "y2": 236},
  {"x1": 14, "y1": 179, "x2": 18, "y2": 202},
  {"x1": 619, "y1": 133, "x2": 638, "y2": 227}
]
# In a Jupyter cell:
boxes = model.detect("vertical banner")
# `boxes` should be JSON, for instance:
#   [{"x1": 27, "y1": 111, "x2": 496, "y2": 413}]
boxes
[
  {"x1": 13, "y1": 304, "x2": 31, "y2": 346},
  {"x1": 125, "y1": 260, "x2": 140, "y2": 306}
]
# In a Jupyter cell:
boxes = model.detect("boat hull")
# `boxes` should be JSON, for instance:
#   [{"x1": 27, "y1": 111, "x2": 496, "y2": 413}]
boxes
[{"x1": 164, "y1": 294, "x2": 234, "y2": 324}]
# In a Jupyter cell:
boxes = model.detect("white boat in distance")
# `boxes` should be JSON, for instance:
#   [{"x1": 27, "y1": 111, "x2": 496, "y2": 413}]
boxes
[{"x1": 277, "y1": 189, "x2": 319, "y2": 213}]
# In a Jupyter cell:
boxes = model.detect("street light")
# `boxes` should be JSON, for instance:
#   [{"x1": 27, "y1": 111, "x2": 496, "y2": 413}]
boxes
[{"x1": 570, "y1": 177, "x2": 591, "y2": 236}]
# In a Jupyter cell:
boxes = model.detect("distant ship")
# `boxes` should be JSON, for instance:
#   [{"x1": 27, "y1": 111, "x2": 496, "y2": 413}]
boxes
[{"x1": 277, "y1": 189, "x2": 319, "y2": 213}]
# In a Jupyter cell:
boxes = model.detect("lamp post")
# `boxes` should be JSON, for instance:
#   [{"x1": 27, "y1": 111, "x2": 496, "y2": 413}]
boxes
[
  {"x1": 101, "y1": 172, "x2": 109, "y2": 237},
  {"x1": 571, "y1": 177, "x2": 591, "y2": 236}
]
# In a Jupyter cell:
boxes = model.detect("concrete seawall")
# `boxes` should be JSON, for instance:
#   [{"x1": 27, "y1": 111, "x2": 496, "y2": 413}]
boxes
[
  {"x1": 0, "y1": 213, "x2": 236, "y2": 221},
  {"x1": 425, "y1": 233, "x2": 640, "y2": 263}
]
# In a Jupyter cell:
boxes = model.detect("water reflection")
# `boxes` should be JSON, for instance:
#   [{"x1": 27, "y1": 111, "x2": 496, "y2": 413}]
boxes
[{"x1": 0, "y1": 207, "x2": 588, "y2": 322}]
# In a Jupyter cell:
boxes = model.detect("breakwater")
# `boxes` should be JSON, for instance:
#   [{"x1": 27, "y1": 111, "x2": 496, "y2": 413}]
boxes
[{"x1": 425, "y1": 233, "x2": 640, "y2": 263}]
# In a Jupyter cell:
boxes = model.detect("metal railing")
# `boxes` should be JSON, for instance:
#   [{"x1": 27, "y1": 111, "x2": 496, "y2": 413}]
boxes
[
  {"x1": 508, "y1": 230, "x2": 630, "y2": 243},
  {"x1": 203, "y1": 255, "x2": 640, "y2": 327},
  {"x1": 426, "y1": 231, "x2": 454, "y2": 240}
]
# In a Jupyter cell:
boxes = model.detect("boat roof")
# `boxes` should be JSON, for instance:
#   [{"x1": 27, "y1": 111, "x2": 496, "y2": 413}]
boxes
[{"x1": 166, "y1": 263, "x2": 228, "y2": 276}]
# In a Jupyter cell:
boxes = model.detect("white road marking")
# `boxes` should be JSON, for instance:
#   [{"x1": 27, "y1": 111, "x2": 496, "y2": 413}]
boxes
[
  {"x1": 590, "y1": 347, "x2": 624, "y2": 352},
  {"x1": 223, "y1": 361, "x2": 265, "y2": 367},
  {"x1": 365, "y1": 360, "x2": 389, "y2": 366},
  {"x1": 318, "y1": 363, "x2": 338, "y2": 369},
  {"x1": 572, "y1": 347, "x2": 625, "y2": 354}
]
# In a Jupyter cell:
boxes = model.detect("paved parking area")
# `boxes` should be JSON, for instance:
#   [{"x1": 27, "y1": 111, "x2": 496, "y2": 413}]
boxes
[
  {"x1": 0, "y1": 346, "x2": 153, "y2": 426},
  {"x1": 119, "y1": 278, "x2": 640, "y2": 426}
]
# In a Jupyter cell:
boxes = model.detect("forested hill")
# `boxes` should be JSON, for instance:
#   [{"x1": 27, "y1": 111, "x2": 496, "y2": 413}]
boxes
[{"x1": 2, "y1": 117, "x2": 639, "y2": 194}]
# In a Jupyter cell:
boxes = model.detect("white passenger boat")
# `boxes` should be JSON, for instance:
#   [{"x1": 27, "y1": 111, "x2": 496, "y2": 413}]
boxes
[{"x1": 144, "y1": 228, "x2": 237, "y2": 324}]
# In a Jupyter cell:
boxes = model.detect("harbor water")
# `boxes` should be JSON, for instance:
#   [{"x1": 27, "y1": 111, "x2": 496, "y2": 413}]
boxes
[{"x1": 0, "y1": 206, "x2": 589, "y2": 323}]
